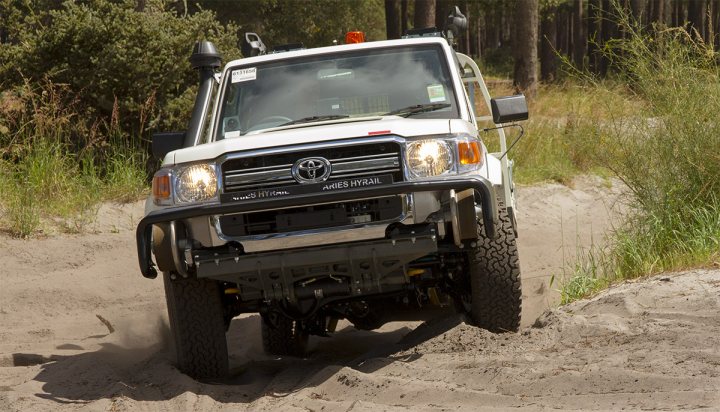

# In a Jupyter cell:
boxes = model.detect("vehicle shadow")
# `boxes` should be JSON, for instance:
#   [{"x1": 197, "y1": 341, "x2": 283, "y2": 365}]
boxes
[{"x1": 23, "y1": 312, "x2": 461, "y2": 406}]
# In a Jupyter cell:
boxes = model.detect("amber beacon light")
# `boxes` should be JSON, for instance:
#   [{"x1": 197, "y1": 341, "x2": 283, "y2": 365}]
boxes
[{"x1": 345, "y1": 31, "x2": 365, "y2": 44}]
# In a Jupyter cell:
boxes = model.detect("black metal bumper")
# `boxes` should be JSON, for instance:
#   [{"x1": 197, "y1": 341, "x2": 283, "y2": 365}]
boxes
[{"x1": 136, "y1": 176, "x2": 497, "y2": 279}]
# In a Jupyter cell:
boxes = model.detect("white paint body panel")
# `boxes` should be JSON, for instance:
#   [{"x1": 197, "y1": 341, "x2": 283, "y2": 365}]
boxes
[{"x1": 169, "y1": 118, "x2": 452, "y2": 165}]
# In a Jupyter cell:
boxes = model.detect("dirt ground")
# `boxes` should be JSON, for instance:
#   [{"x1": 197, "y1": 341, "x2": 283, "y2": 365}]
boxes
[{"x1": 2, "y1": 177, "x2": 718, "y2": 411}]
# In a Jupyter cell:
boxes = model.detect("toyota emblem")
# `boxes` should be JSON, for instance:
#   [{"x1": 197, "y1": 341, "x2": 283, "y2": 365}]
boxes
[{"x1": 291, "y1": 157, "x2": 332, "y2": 183}]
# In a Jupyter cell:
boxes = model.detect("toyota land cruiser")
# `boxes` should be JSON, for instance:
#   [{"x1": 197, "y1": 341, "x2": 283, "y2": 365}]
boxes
[{"x1": 137, "y1": 11, "x2": 528, "y2": 379}]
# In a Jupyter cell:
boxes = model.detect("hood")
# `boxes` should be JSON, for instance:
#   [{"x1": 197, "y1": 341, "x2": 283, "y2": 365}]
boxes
[{"x1": 169, "y1": 118, "x2": 453, "y2": 165}]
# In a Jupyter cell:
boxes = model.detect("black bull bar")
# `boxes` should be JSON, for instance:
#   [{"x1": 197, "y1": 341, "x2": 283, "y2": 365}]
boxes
[{"x1": 136, "y1": 176, "x2": 498, "y2": 279}]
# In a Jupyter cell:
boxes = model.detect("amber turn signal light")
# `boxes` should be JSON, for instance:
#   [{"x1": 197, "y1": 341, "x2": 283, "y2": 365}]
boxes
[
  {"x1": 458, "y1": 141, "x2": 482, "y2": 165},
  {"x1": 152, "y1": 174, "x2": 171, "y2": 200}
]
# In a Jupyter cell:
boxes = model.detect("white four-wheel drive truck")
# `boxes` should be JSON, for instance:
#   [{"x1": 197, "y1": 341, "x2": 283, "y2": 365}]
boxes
[{"x1": 137, "y1": 11, "x2": 528, "y2": 379}]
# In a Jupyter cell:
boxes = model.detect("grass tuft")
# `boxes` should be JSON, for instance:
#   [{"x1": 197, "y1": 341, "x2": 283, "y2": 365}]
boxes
[
  {"x1": 555, "y1": 9, "x2": 720, "y2": 302},
  {"x1": 0, "y1": 80, "x2": 147, "y2": 237},
  {"x1": 481, "y1": 80, "x2": 636, "y2": 185}
]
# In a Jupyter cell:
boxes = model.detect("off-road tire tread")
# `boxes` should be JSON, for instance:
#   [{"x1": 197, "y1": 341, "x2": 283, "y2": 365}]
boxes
[
  {"x1": 261, "y1": 315, "x2": 308, "y2": 357},
  {"x1": 469, "y1": 202, "x2": 522, "y2": 332},
  {"x1": 163, "y1": 273, "x2": 229, "y2": 379}
]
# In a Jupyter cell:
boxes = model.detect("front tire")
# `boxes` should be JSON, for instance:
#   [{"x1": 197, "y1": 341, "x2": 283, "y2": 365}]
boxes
[
  {"x1": 465, "y1": 203, "x2": 522, "y2": 332},
  {"x1": 163, "y1": 273, "x2": 229, "y2": 379}
]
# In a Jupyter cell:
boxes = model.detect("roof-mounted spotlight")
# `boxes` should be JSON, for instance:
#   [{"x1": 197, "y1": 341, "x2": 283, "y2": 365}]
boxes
[{"x1": 241, "y1": 32, "x2": 267, "y2": 57}]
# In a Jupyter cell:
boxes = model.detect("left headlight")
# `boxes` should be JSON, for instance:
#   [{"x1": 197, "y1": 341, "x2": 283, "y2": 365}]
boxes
[
  {"x1": 407, "y1": 139, "x2": 454, "y2": 178},
  {"x1": 175, "y1": 164, "x2": 218, "y2": 203},
  {"x1": 405, "y1": 136, "x2": 484, "y2": 179}
]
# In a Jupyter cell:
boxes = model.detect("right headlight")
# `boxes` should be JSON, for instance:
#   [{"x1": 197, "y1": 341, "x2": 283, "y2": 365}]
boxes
[{"x1": 406, "y1": 139, "x2": 454, "y2": 178}]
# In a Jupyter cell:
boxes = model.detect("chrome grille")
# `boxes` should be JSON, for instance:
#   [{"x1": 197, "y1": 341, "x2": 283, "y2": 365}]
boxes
[{"x1": 222, "y1": 141, "x2": 403, "y2": 193}]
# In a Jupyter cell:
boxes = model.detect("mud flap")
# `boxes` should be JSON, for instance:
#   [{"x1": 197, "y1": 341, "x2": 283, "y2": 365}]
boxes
[
  {"x1": 152, "y1": 224, "x2": 175, "y2": 272},
  {"x1": 450, "y1": 189, "x2": 480, "y2": 245}
]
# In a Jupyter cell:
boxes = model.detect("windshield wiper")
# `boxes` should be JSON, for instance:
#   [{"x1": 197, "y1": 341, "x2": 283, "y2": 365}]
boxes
[
  {"x1": 383, "y1": 103, "x2": 451, "y2": 118},
  {"x1": 278, "y1": 115, "x2": 350, "y2": 127}
]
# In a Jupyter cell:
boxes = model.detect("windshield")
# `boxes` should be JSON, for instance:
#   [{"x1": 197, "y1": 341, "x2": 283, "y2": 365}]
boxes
[{"x1": 215, "y1": 44, "x2": 459, "y2": 138}]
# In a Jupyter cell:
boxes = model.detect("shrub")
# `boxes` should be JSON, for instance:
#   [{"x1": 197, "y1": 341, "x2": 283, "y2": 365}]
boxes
[
  {"x1": 558, "y1": 12, "x2": 720, "y2": 300},
  {"x1": 0, "y1": 80, "x2": 146, "y2": 236},
  {"x1": 600, "y1": 21, "x2": 720, "y2": 277},
  {"x1": 0, "y1": 0, "x2": 241, "y2": 138},
  {"x1": 0, "y1": 0, "x2": 241, "y2": 235}
]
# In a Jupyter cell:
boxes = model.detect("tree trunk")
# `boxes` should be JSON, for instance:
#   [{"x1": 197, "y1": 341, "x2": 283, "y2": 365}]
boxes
[
  {"x1": 491, "y1": 7, "x2": 501, "y2": 50},
  {"x1": 401, "y1": 0, "x2": 408, "y2": 34},
  {"x1": 588, "y1": 0, "x2": 602, "y2": 74},
  {"x1": 414, "y1": 0, "x2": 436, "y2": 29},
  {"x1": 672, "y1": 0, "x2": 678, "y2": 27},
  {"x1": 630, "y1": 0, "x2": 645, "y2": 25},
  {"x1": 569, "y1": 7, "x2": 574, "y2": 53},
  {"x1": 435, "y1": 0, "x2": 450, "y2": 29},
  {"x1": 556, "y1": 7, "x2": 569, "y2": 56},
  {"x1": 464, "y1": 4, "x2": 471, "y2": 54},
  {"x1": 477, "y1": 14, "x2": 483, "y2": 58},
  {"x1": 557, "y1": 8, "x2": 565, "y2": 56},
  {"x1": 513, "y1": 0, "x2": 539, "y2": 96},
  {"x1": 714, "y1": 0, "x2": 720, "y2": 49},
  {"x1": 650, "y1": 0, "x2": 665, "y2": 27},
  {"x1": 673, "y1": 0, "x2": 685, "y2": 28},
  {"x1": 503, "y1": 2, "x2": 513, "y2": 45},
  {"x1": 600, "y1": 0, "x2": 616, "y2": 75},
  {"x1": 385, "y1": 0, "x2": 401, "y2": 39},
  {"x1": 541, "y1": 7, "x2": 558, "y2": 81},
  {"x1": 573, "y1": 0, "x2": 586, "y2": 67},
  {"x1": 565, "y1": 7, "x2": 572, "y2": 54},
  {"x1": 688, "y1": 0, "x2": 707, "y2": 41}
]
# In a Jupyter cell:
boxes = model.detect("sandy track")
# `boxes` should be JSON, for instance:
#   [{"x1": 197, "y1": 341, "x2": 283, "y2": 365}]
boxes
[{"x1": 3, "y1": 178, "x2": 717, "y2": 410}]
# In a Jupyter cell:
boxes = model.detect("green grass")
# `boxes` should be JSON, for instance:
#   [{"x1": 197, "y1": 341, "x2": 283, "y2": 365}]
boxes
[
  {"x1": 554, "y1": 13, "x2": 720, "y2": 303},
  {"x1": 611, "y1": 203, "x2": 720, "y2": 277},
  {"x1": 553, "y1": 231, "x2": 613, "y2": 304},
  {"x1": 0, "y1": 81, "x2": 147, "y2": 237},
  {"x1": 555, "y1": 202, "x2": 720, "y2": 304},
  {"x1": 479, "y1": 80, "x2": 637, "y2": 185},
  {"x1": 0, "y1": 136, "x2": 147, "y2": 237}
]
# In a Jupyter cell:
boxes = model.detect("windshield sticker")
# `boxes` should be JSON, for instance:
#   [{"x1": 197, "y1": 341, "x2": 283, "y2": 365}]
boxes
[
  {"x1": 427, "y1": 84, "x2": 446, "y2": 102},
  {"x1": 224, "y1": 130, "x2": 241, "y2": 138},
  {"x1": 231, "y1": 68, "x2": 257, "y2": 83}
]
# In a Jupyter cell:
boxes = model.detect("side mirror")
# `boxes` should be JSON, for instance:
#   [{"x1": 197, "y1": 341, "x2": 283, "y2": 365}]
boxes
[
  {"x1": 490, "y1": 95, "x2": 529, "y2": 124},
  {"x1": 152, "y1": 131, "x2": 186, "y2": 159}
]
